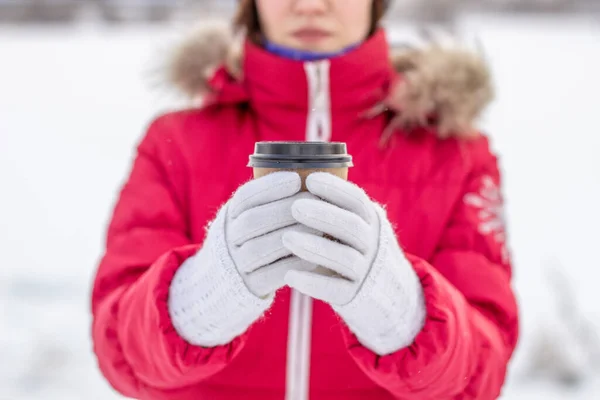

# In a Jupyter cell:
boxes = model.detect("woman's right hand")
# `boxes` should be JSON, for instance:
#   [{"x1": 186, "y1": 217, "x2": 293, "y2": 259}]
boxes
[
  {"x1": 168, "y1": 172, "x2": 316, "y2": 347},
  {"x1": 224, "y1": 171, "x2": 318, "y2": 298}
]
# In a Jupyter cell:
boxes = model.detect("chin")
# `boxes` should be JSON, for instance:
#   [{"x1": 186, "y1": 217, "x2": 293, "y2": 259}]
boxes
[{"x1": 290, "y1": 40, "x2": 340, "y2": 54}]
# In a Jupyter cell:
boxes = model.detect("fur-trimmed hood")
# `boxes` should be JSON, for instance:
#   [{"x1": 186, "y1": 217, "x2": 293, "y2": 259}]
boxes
[{"x1": 166, "y1": 22, "x2": 494, "y2": 140}]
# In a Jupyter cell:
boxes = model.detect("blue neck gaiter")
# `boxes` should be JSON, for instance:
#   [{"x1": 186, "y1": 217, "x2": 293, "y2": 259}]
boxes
[{"x1": 264, "y1": 40, "x2": 360, "y2": 61}]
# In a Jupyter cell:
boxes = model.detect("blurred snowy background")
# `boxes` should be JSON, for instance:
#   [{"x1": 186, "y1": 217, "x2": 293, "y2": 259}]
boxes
[{"x1": 1, "y1": 1, "x2": 600, "y2": 399}]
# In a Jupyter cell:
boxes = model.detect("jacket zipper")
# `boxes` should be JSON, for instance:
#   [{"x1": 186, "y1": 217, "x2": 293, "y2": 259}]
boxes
[
  {"x1": 286, "y1": 60, "x2": 332, "y2": 400},
  {"x1": 304, "y1": 61, "x2": 332, "y2": 142}
]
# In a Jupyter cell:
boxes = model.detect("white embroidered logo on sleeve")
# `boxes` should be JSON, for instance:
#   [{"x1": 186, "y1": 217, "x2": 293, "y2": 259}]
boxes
[{"x1": 463, "y1": 175, "x2": 510, "y2": 264}]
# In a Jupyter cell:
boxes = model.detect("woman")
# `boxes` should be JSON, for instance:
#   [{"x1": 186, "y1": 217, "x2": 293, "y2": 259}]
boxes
[{"x1": 91, "y1": 0, "x2": 519, "y2": 399}]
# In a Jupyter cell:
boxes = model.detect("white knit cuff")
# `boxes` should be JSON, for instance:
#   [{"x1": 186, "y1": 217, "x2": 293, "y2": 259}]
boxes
[
  {"x1": 168, "y1": 206, "x2": 274, "y2": 347},
  {"x1": 333, "y1": 206, "x2": 426, "y2": 356}
]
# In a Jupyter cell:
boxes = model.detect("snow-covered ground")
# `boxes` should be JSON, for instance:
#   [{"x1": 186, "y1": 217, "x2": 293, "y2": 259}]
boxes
[{"x1": 1, "y1": 14, "x2": 600, "y2": 399}]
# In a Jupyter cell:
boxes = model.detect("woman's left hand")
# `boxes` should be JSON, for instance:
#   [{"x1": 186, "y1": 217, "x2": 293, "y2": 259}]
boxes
[{"x1": 283, "y1": 172, "x2": 427, "y2": 355}]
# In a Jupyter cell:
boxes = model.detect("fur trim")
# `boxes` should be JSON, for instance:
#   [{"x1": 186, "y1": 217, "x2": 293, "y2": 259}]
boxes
[
  {"x1": 167, "y1": 21, "x2": 242, "y2": 98},
  {"x1": 385, "y1": 44, "x2": 494, "y2": 140},
  {"x1": 167, "y1": 23, "x2": 494, "y2": 139}
]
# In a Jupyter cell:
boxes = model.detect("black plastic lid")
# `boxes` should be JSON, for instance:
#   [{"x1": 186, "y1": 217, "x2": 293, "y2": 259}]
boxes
[{"x1": 248, "y1": 141, "x2": 353, "y2": 169}]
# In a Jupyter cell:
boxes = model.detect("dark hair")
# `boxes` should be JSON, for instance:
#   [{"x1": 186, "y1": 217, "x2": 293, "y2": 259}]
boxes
[{"x1": 233, "y1": 0, "x2": 387, "y2": 43}]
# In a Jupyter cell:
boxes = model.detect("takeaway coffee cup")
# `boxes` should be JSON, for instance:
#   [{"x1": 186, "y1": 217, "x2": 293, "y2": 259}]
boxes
[
  {"x1": 248, "y1": 141, "x2": 353, "y2": 190},
  {"x1": 248, "y1": 141, "x2": 353, "y2": 277}
]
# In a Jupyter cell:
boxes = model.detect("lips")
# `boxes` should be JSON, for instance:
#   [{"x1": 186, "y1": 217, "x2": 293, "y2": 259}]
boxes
[{"x1": 292, "y1": 28, "x2": 331, "y2": 42}]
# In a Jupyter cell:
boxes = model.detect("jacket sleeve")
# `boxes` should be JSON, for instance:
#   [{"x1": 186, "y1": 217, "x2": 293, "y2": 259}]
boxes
[
  {"x1": 340, "y1": 137, "x2": 519, "y2": 399},
  {"x1": 91, "y1": 115, "x2": 247, "y2": 397}
]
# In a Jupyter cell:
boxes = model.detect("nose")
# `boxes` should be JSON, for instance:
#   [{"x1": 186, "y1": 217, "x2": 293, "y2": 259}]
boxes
[{"x1": 292, "y1": 0, "x2": 328, "y2": 15}]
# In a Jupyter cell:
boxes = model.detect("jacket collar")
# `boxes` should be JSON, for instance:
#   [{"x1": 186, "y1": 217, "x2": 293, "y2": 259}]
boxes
[
  {"x1": 234, "y1": 30, "x2": 393, "y2": 141},
  {"x1": 168, "y1": 22, "x2": 495, "y2": 141},
  {"x1": 244, "y1": 29, "x2": 392, "y2": 111}
]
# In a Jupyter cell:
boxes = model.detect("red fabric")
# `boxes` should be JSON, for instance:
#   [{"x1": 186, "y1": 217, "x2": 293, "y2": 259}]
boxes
[{"x1": 92, "y1": 30, "x2": 519, "y2": 399}]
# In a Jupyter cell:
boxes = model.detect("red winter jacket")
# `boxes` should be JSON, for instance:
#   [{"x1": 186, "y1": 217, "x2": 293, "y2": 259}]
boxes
[{"x1": 92, "y1": 29, "x2": 519, "y2": 399}]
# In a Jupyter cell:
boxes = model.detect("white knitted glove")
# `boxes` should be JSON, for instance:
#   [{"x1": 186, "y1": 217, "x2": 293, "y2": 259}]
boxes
[
  {"x1": 168, "y1": 172, "x2": 316, "y2": 347},
  {"x1": 283, "y1": 172, "x2": 427, "y2": 356}
]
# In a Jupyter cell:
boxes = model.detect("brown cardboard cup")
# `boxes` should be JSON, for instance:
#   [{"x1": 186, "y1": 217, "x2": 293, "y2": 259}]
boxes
[
  {"x1": 249, "y1": 142, "x2": 353, "y2": 277},
  {"x1": 248, "y1": 142, "x2": 353, "y2": 190}
]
